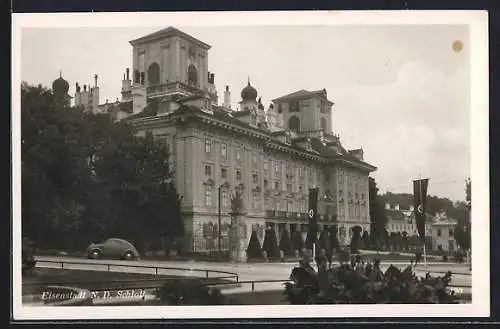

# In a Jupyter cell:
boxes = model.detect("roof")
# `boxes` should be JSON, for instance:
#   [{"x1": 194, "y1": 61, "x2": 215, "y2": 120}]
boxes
[
  {"x1": 105, "y1": 101, "x2": 133, "y2": 115},
  {"x1": 129, "y1": 101, "x2": 376, "y2": 171},
  {"x1": 272, "y1": 89, "x2": 334, "y2": 104},
  {"x1": 129, "y1": 26, "x2": 211, "y2": 49},
  {"x1": 386, "y1": 209, "x2": 409, "y2": 222}
]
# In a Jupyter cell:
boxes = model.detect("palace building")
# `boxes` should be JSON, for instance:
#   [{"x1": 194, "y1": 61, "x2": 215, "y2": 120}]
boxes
[{"x1": 70, "y1": 27, "x2": 377, "y2": 253}]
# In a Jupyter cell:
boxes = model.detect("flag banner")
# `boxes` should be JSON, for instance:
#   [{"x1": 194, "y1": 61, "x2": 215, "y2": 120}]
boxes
[
  {"x1": 306, "y1": 187, "x2": 319, "y2": 248},
  {"x1": 413, "y1": 179, "x2": 429, "y2": 240}
]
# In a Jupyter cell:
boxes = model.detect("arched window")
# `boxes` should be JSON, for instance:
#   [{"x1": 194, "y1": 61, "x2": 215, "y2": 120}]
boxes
[
  {"x1": 147, "y1": 62, "x2": 160, "y2": 85},
  {"x1": 289, "y1": 116, "x2": 300, "y2": 132},
  {"x1": 321, "y1": 117, "x2": 327, "y2": 131},
  {"x1": 188, "y1": 64, "x2": 198, "y2": 86}
]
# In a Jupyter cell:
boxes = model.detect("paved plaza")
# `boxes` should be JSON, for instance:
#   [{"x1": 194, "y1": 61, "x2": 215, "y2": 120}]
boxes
[{"x1": 34, "y1": 256, "x2": 472, "y2": 295}]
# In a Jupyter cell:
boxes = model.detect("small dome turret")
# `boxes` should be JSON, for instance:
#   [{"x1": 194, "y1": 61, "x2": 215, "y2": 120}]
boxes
[
  {"x1": 241, "y1": 78, "x2": 257, "y2": 102},
  {"x1": 52, "y1": 71, "x2": 69, "y2": 95}
]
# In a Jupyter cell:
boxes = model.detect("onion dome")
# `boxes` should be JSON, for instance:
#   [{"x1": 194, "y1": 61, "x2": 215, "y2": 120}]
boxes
[
  {"x1": 241, "y1": 78, "x2": 257, "y2": 101},
  {"x1": 52, "y1": 71, "x2": 69, "y2": 95}
]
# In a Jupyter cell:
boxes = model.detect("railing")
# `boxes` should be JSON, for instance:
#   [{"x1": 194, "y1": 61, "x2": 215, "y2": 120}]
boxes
[{"x1": 34, "y1": 259, "x2": 239, "y2": 282}]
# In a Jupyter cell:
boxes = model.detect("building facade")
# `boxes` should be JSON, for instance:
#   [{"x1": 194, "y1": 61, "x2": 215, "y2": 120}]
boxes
[{"x1": 73, "y1": 27, "x2": 377, "y2": 253}]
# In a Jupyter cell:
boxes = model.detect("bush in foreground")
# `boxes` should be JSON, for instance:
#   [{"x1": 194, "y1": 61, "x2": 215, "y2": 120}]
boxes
[
  {"x1": 157, "y1": 279, "x2": 240, "y2": 305},
  {"x1": 284, "y1": 258, "x2": 459, "y2": 304}
]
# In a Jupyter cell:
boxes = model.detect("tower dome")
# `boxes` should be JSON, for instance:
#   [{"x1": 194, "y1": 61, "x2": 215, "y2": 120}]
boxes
[
  {"x1": 52, "y1": 72, "x2": 69, "y2": 95},
  {"x1": 241, "y1": 78, "x2": 257, "y2": 102}
]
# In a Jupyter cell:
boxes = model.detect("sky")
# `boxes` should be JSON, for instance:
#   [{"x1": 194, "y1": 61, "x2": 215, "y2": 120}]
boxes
[{"x1": 21, "y1": 24, "x2": 471, "y2": 202}]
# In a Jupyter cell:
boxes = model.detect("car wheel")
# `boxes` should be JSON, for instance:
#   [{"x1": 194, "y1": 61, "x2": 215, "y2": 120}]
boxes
[
  {"x1": 124, "y1": 251, "x2": 134, "y2": 260},
  {"x1": 90, "y1": 249, "x2": 101, "y2": 259}
]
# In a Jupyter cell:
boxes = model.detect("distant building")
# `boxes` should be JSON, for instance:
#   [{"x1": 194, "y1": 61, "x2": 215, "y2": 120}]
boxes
[
  {"x1": 385, "y1": 203, "x2": 432, "y2": 236},
  {"x1": 384, "y1": 203, "x2": 459, "y2": 252},
  {"x1": 430, "y1": 211, "x2": 457, "y2": 252},
  {"x1": 66, "y1": 26, "x2": 377, "y2": 253}
]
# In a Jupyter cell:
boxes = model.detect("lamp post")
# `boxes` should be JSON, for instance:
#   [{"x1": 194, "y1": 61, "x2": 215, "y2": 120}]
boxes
[{"x1": 218, "y1": 185, "x2": 222, "y2": 261}]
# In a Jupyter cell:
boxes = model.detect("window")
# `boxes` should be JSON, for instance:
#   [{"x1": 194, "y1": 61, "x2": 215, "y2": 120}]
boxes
[
  {"x1": 222, "y1": 190, "x2": 229, "y2": 208},
  {"x1": 290, "y1": 100, "x2": 300, "y2": 112},
  {"x1": 278, "y1": 103, "x2": 283, "y2": 113},
  {"x1": 221, "y1": 143, "x2": 227, "y2": 158},
  {"x1": 138, "y1": 53, "x2": 145, "y2": 72},
  {"x1": 320, "y1": 117, "x2": 327, "y2": 131},
  {"x1": 147, "y1": 62, "x2": 160, "y2": 85},
  {"x1": 449, "y1": 228, "x2": 454, "y2": 236},
  {"x1": 264, "y1": 180, "x2": 268, "y2": 189},
  {"x1": 437, "y1": 229, "x2": 442, "y2": 237},
  {"x1": 253, "y1": 152, "x2": 257, "y2": 164},
  {"x1": 188, "y1": 64, "x2": 198, "y2": 86},
  {"x1": 205, "y1": 139, "x2": 211, "y2": 153},
  {"x1": 205, "y1": 188, "x2": 213, "y2": 207},
  {"x1": 145, "y1": 131, "x2": 153, "y2": 140},
  {"x1": 236, "y1": 170, "x2": 242, "y2": 181},
  {"x1": 287, "y1": 183, "x2": 293, "y2": 193},
  {"x1": 287, "y1": 199, "x2": 293, "y2": 212},
  {"x1": 221, "y1": 168, "x2": 227, "y2": 179},
  {"x1": 448, "y1": 240, "x2": 454, "y2": 252},
  {"x1": 274, "y1": 181, "x2": 280, "y2": 190},
  {"x1": 289, "y1": 116, "x2": 300, "y2": 132},
  {"x1": 252, "y1": 173, "x2": 258, "y2": 183},
  {"x1": 236, "y1": 147, "x2": 241, "y2": 161},
  {"x1": 252, "y1": 191, "x2": 260, "y2": 209},
  {"x1": 299, "y1": 167, "x2": 304, "y2": 178},
  {"x1": 299, "y1": 186, "x2": 302, "y2": 194},
  {"x1": 264, "y1": 160, "x2": 269, "y2": 171},
  {"x1": 204, "y1": 165, "x2": 212, "y2": 176},
  {"x1": 275, "y1": 162, "x2": 280, "y2": 175}
]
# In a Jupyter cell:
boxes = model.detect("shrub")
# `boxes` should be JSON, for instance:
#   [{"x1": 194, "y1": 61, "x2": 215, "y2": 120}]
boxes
[
  {"x1": 246, "y1": 230, "x2": 262, "y2": 259},
  {"x1": 157, "y1": 279, "x2": 228, "y2": 305},
  {"x1": 350, "y1": 227, "x2": 363, "y2": 252},
  {"x1": 292, "y1": 230, "x2": 304, "y2": 252},
  {"x1": 328, "y1": 226, "x2": 340, "y2": 252},
  {"x1": 284, "y1": 258, "x2": 459, "y2": 304},
  {"x1": 318, "y1": 231, "x2": 330, "y2": 253},
  {"x1": 361, "y1": 231, "x2": 370, "y2": 250},
  {"x1": 279, "y1": 229, "x2": 294, "y2": 256},
  {"x1": 22, "y1": 238, "x2": 36, "y2": 275},
  {"x1": 263, "y1": 227, "x2": 280, "y2": 258}
]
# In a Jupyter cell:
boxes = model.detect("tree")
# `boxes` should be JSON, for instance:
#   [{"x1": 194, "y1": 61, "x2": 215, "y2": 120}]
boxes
[
  {"x1": 279, "y1": 229, "x2": 294, "y2": 256},
  {"x1": 21, "y1": 82, "x2": 183, "y2": 252},
  {"x1": 369, "y1": 177, "x2": 388, "y2": 249},
  {"x1": 22, "y1": 83, "x2": 95, "y2": 249},
  {"x1": 454, "y1": 178, "x2": 471, "y2": 251}
]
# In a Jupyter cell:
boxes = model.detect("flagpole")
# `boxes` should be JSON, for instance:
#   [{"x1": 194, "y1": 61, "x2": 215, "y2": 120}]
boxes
[{"x1": 419, "y1": 174, "x2": 428, "y2": 270}]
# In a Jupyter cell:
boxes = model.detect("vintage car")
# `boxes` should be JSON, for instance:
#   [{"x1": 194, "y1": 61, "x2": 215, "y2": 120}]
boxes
[{"x1": 86, "y1": 238, "x2": 140, "y2": 260}]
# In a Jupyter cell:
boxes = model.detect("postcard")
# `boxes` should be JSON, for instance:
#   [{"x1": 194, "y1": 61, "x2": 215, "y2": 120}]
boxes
[{"x1": 12, "y1": 10, "x2": 489, "y2": 320}]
